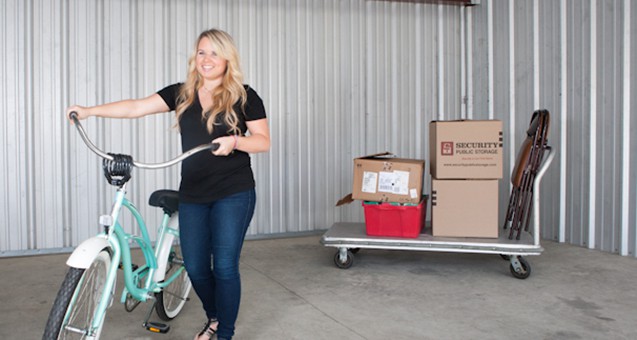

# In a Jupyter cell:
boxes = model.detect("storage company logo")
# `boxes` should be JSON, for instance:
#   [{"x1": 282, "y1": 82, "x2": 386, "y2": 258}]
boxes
[{"x1": 441, "y1": 141, "x2": 454, "y2": 156}]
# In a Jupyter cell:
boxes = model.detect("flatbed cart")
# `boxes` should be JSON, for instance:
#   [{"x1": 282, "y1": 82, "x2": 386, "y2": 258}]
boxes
[{"x1": 321, "y1": 146, "x2": 555, "y2": 279}]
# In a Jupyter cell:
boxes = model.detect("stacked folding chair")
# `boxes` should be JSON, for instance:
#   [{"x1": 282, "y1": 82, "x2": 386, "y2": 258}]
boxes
[{"x1": 503, "y1": 110, "x2": 550, "y2": 240}]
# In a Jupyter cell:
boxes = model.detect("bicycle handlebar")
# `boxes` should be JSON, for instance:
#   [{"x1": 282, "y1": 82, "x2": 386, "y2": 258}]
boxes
[{"x1": 69, "y1": 111, "x2": 219, "y2": 170}]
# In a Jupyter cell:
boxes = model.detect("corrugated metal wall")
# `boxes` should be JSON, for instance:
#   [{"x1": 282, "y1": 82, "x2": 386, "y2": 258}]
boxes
[{"x1": 1, "y1": 0, "x2": 635, "y2": 258}]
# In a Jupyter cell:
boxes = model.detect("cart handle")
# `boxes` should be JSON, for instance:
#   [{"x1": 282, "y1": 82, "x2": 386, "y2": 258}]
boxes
[{"x1": 531, "y1": 146, "x2": 555, "y2": 246}]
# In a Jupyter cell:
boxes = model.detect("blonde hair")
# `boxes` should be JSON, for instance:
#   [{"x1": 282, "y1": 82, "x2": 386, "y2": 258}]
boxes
[{"x1": 175, "y1": 29, "x2": 247, "y2": 135}]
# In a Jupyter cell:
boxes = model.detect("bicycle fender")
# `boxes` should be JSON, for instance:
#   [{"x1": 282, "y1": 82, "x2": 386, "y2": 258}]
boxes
[{"x1": 66, "y1": 236, "x2": 110, "y2": 269}]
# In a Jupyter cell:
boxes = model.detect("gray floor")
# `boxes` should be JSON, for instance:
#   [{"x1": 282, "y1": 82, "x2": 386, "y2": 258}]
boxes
[{"x1": 2, "y1": 234, "x2": 637, "y2": 340}]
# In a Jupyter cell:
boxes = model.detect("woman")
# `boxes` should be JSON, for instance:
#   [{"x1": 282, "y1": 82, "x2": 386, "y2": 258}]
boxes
[{"x1": 67, "y1": 28, "x2": 270, "y2": 340}]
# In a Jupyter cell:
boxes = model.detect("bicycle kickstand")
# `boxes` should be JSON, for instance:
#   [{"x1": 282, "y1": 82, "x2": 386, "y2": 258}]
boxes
[{"x1": 142, "y1": 297, "x2": 170, "y2": 334}]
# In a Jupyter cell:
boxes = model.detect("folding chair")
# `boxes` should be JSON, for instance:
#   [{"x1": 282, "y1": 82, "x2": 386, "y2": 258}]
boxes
[{"x1": 503, "y1": 110, "x2": 550, "y2": 240}]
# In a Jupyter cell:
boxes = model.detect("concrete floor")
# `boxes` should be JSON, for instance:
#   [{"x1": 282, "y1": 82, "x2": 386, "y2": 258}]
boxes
[{"x1": 2, "y1": 234, "x2": 637, "y2": 340}]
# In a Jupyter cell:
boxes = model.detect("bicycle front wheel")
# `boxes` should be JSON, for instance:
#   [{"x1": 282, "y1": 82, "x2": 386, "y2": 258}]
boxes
[
  {"x1": 43, "y1": 250, "x2": 112, "y2": 340},
  {"x1": 155, "y1": 244, "x2": 191, "y2": 320}
]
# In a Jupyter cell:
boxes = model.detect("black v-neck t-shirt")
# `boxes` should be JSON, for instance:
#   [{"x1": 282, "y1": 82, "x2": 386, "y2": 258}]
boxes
[{"x1": 157, "y1": 83, "x2": 266, "y2": 203}]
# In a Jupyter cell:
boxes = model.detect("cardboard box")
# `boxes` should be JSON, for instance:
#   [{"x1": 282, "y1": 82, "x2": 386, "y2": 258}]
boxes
[
  {"x1": 431, "y1": 179, "x2": 499, "y2": 238},
  {"x1": 363, "y1": 196, "x2": 427, "y2": 238},
  {"x1": 429, "y1": 120, "x2": 503, "y2": 179},
  {"x1": 351, "y1": 152, "x2": 425, "y2": 204}
]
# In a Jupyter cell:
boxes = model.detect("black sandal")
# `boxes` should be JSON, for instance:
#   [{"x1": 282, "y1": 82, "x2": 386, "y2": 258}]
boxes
[{"x1": 195, "y1": 318, "x2": 218, "y2": 340}]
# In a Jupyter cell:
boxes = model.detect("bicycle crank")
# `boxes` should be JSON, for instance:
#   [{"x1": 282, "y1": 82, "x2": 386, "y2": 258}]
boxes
[{"x1": 141, "y1": 297, "x2": 170, "y2": 333}]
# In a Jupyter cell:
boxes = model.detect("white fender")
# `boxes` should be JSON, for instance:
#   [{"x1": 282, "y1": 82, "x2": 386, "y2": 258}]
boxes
[
  {"x1": 66, "y1": 236, "x2": 111, "y2": 269},
  {"x1": 153, "y1": 212, "x2": 179, "y2": 282}
]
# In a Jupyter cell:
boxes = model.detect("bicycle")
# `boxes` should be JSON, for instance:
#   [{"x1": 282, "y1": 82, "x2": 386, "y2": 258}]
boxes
[{"x1": 43, "y1": 112, "x2": 219, "y2": 339}]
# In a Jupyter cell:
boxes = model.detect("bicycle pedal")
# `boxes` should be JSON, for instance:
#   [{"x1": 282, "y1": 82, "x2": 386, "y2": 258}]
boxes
[{"x1": 145, "y1": 321, "x2": 170, "y2": 334}]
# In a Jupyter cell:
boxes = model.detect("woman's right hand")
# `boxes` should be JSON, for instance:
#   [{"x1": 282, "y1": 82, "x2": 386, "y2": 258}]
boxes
[{"x1": 66, "y1": 105, "x2": 90, "y2": 123}]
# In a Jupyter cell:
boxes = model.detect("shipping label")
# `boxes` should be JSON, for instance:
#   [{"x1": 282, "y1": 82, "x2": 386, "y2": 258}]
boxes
[
  {"x1": 378, "y1": 170, "x2": 410, "y2": 195},
  {"x1": 361, "y1": 171, "x2": 378, "y2": 193}
]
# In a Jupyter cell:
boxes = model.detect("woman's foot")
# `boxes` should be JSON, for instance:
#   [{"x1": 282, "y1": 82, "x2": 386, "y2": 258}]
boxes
[{"x1": 194, "y1": 318, "x2": 218, "y2": 340}]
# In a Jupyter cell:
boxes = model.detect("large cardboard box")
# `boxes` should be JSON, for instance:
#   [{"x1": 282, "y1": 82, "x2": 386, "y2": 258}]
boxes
[
  {"x1": 431, "y1": 179, "x2": 499, "y2": 238},
  {"x1": 429, "y1": 120, "x2": 503, "y2": 179},
  {"x1": 351, "y1": 153, "x2": 425, "y2": 204}
]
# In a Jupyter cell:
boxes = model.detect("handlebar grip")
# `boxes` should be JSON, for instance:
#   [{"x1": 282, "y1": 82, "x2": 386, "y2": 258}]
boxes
[
  {"x1": 69, "y1": 111, "x2": 79, "y2": 124},
  {"x1": 211, "y1": 143, "x2": 220, "y2": 151}
]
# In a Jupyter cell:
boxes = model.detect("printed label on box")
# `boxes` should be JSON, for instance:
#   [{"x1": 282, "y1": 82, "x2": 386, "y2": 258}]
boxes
[
  {"x1": 361, "y1": 171, "x2": 378, "y2": 193},
  {"x1": 378, "y1": 171, "x2": 410, "y2": 195},
  {"x1": 410, "y1": 188, "x2": 418, "y2": 199}
]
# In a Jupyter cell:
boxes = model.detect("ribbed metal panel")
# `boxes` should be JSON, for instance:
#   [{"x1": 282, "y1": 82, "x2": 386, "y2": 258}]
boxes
[
  {"x1": 468, "y1": 0, "x2": 637, "y2": 257},
  {"x1": 1, "y1": 0, "x2": 636, "y2": 259}
]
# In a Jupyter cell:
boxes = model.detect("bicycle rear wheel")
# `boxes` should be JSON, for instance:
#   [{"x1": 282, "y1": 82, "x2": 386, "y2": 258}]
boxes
[
  {"x1": 43, "y1": 250, "x2": 112, "y2": 340},
  {"x1": 155, "y1": 244, "x2": 191, "y2": 320}
]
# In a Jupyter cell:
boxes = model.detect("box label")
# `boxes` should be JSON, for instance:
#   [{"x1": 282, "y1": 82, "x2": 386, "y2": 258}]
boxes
[
  {"x1": 361, "y1": 171, "x2": 378, "y2": 193},
  {"x1": 378, "y1": 170, "x2": 410, "y2": 195}
]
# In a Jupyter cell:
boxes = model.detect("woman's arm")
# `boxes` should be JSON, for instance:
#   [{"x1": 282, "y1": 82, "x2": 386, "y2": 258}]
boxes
[
  {"x1": 66, "y1": 93, "x2": 170, "y2": 121},
  {"x1": 212, "y1": 118, "x2": 271, "y2": 156}
]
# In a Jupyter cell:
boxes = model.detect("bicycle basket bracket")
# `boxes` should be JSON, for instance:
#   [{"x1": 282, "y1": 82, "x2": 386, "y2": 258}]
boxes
[{"x1": 103, "y1": 153, "x2": 134, "y2": 186}]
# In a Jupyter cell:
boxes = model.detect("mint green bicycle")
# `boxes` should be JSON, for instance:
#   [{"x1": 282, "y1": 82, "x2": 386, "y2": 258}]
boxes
[{"x1": 43, "y1": 112, "x2": 218, "y2": 339}]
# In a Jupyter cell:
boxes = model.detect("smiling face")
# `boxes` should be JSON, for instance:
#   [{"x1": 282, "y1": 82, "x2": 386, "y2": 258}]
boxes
[{"x1": 196, "y1": 36, "x2": 227, "y2": 85}]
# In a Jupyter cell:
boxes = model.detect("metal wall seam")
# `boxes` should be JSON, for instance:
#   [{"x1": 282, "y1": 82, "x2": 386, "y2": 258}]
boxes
[
  {"x1": 533, "y1": 0, "x2": 540, "y2": 110},
  {"x1": 487, "y1": 0, "x2": 494, "y2": 119},
  {"x1": 391, "y1": 2, "x2": 399, "y2": 150},
  {"x1": 508, "y1": 1, "x2": 516, "y2": 186},
  {"x1": 25, "y1": 0, "x2": 35, "y2": 251},
  {"x1": 466, "y1": 6, "x2": 473, "y2": 119},
  {"x1": 62, "y1": 0, "x2": 72, "y2": 248},
  {"x1": 620, "y1": 0, "x2": 631, "y2": 256},
  {"x1": 415, "y1": 4, "x2": 424, "y2": 159},
  {"x1": 438, "y1": 5, "x2": 445, "y2": 120},
  {"x1": 460, "y1": 7, "x2": 466, "y2": 119},
  {"x1": 559, "y1": 0, "x2": 568, "y2": 243},
  {"x1": 588, "y1": 0, "x2": 597, "y2": 250}
]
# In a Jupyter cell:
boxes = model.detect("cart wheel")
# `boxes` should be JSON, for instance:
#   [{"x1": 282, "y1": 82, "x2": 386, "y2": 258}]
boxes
[
  {"x1": 333, "y1": 250, "x2": 354, "y2": 269},
  {"x1": 509, "y1": 256, "x2": 531, "y2": 279},
  {"x1": 350, "y1": 248, "x2": 361, "y2": 254}
]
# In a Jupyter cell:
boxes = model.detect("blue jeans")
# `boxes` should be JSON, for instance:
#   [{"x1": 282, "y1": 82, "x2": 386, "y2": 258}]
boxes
[{"x1": 179, "y1": 188, "x2": 256, "y2": 339}]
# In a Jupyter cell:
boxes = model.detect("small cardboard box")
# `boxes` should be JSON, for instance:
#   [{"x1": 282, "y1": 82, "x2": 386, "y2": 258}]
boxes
[
  {"x1": 429, "y1": 120, "x2": 503, "y2": 179},
  {"x1": 351, "y1": 152, "x2": 425, "y2": 204},
  {"x1": 431, "y1": 179, "x2": 499, "y2": 238}
]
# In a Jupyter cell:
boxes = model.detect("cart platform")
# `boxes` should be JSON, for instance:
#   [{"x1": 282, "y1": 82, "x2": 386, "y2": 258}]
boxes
[
  {"x1": 321, "y1": 223, "x2": 541, "y2": 279},
  {"x1": 321, "y1": 222, "x2": 543, "y2": 256}
]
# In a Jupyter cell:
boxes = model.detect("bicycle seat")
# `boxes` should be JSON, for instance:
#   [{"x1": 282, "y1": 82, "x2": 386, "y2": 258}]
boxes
[{"x1": 149, "y1": 190, "x2": 179, "y2": 215}]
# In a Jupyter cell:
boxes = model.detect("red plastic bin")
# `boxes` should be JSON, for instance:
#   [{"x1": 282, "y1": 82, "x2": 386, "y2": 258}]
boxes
[{"x1": 363, "y1": 196, "x2": 427, "y2": 238}]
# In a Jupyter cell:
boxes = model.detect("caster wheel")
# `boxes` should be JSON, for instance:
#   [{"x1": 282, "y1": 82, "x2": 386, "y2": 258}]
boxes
[
  {"x1": 509, "y1": 256, "x2": 531, "y2": 279},
  {"x1": 333, "y1": 250, "x2": 354, "y2": 269}
]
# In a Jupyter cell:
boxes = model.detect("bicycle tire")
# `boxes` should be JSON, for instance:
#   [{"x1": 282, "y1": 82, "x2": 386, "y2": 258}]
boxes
[
  {"x1": 43, "y1": 250, "x2": 112, "y2": 340},
  {"x1": 155, "y1": 244, "x2": 191, "y2": 321}
]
